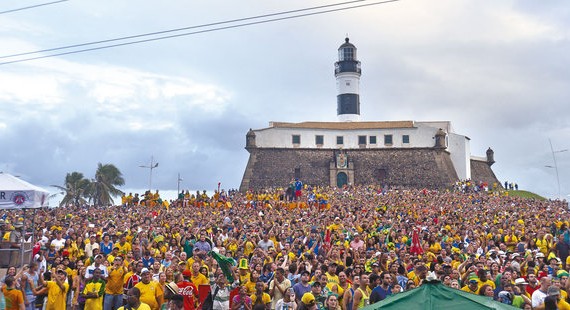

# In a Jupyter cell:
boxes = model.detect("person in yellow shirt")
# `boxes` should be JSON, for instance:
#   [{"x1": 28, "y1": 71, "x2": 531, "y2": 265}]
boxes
[
  {"x1": 325, "y1": 263, "x2": 340, "y2": 287},
  {"x1": 2, "y1": 276, "x2": 25, "y2": 310},
  {"x1": 82, "y1": 268, "x2": 106, "y2": 310},
  {"x1": 135, "y1": 268, "x2": 162, "y2": 310},
  {"x1": 250, "y1": 281, "x2": 271, "y2": 310},
  {"x1": 36, "y1": 269, "x2": 70, "y2": 310},
  {"x1": 189, "y1": 262, "x2": 209, "y2": 287},
  {"x1": 476, "y1": 269, "x2": 495, "y2": 290},
  {"x1": 504, "y1": 230, "x2": 519, "y2": 252},
  {"x1": 115, "y1": 235, "x2": 132, "y2": 255},
  {"x1": 118, "y1": 287, "x2": 152, "y2": 310},
  {"x1": 461, "y1": 275, "x2": 480, "y2": 294},
  {"x1": 105, "y1": 257, "x2": 127, "y2": 310},
  {"x1": 237, "y1": 258, "x2": 251, "y2": 285}
]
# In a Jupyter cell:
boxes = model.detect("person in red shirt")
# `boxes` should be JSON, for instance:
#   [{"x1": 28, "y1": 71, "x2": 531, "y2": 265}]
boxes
[
  {"x1": 177, "y1": 270, "x2": 199, "y2": 310},
  {"x1": 525, "y1": 273, "x2": 540, "y2": 297}
]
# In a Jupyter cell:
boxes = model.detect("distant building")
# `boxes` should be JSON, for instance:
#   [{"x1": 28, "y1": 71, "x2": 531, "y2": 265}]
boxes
[{"x1": 240, "y1": 38, "x2": 499, "y2": 191}]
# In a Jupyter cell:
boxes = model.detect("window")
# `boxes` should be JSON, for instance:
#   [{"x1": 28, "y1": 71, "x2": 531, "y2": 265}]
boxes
[
  {"x1": 315, "y1": 135, "x2": 324, "y2": 145},
  {"x1": 384, "y1": 134, "x2": 393, "y2": 145},
  {"x1": 339, "y1": 47, "x2": 354, "y2": 61},
  {"x1": 369, "y1": 136, "x2": 377, "y2": 144},
  {"x1": 402, "y1": 135, "x2": 410, "y2": 144},
  {"x1": 294, "y1": 168, "x2": 301, "y2": 179},
  {"x1": 292, "y1": 135, "x2": 300, "y2": 144},
  {"x1": 358, "y1": 135, "x2": 367, "y2": 145},
  {"x1": 345, "y1": 81, "x2": 351, "y2": 86},
  {"x1": 336, "y1": 136, "x2": 344, "y2": 145}
]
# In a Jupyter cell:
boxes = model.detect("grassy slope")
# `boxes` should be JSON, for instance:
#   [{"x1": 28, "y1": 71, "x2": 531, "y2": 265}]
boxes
[{"x1": 507, "y1": 190, "x2": 546, "y2": 200}]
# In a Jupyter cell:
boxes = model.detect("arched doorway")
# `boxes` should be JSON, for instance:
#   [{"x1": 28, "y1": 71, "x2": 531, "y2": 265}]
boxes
[{"x1": 337, "y1": 172, "x2": 348, "y2": 187}]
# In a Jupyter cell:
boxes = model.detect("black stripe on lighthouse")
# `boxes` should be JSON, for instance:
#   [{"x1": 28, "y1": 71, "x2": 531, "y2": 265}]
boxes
[{"x1": 337, "y1": 93, "x2": 360, "y2": 115}]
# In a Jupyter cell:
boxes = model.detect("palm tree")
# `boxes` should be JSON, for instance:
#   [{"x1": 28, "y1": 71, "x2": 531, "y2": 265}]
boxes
[
  {"x1": 51, "y1": 172, "x2": 91, "y2": 207},
  {"x1": 89, "y1": 163, "x2": 125, "y2": 206}
]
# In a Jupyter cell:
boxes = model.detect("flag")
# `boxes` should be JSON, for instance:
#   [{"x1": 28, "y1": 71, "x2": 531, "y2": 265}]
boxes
[
  {"x1": 410, "y1": 227, "x2": 424, "y2": 255},
  {"x1": 209, "y1": 251, "x2": 237, "y2": 283}
]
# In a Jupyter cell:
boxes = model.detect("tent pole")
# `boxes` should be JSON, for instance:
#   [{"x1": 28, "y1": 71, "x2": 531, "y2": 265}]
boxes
[
  {"x1": 30, "y1": 208, "x2": 36, "y2": 265},
  {"x1": 20, "y1": 208, "x2": 25, "y2": 267}
]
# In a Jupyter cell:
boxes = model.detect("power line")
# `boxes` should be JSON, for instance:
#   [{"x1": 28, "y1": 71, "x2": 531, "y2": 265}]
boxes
[
  {"x1": 0, "y1": 0, "x2": 69, "y2": 15},
  {"x1": 0, "y1": 0, "x2": 370, "y2": 60},
  {"x1": 0, "y1": 0, "x2": 399, "y2": 66}
]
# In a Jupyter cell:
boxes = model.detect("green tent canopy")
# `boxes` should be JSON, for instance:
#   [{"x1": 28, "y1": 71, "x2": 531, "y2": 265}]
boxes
[{"x1": 361, "y1": 281, "x2": 519, "y2": 310}]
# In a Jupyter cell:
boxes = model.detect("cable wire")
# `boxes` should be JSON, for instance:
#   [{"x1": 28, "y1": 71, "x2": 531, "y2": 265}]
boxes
[
  {"x1": 0, "y1": 0, "x2": 399, "y2": 66},
  {"x1": 0, "y1": 0, "x2": 68, "y2": 15},
  {"x1": 0, "y1": 0, "x2": 374, "y2": 60}
]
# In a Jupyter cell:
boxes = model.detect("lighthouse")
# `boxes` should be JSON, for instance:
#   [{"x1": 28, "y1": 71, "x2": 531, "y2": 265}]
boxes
[{"x1": 335, "y1": 37, "x2": 361, "y2": 122}]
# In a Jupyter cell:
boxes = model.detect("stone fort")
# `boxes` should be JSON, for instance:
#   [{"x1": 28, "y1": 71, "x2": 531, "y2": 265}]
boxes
[{"x1": 239, "y1": 38, "x2": 500, "y2": 191}]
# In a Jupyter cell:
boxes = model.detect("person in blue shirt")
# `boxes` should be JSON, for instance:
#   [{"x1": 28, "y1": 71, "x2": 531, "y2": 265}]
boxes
[{"x1": 369, "y1": 272, "x2": 392, "y2": 303}]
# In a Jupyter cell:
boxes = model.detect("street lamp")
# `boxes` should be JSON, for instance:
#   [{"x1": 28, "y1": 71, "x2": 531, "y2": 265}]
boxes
[
  {"x1": 545, "y1": 139, "x2": 568, "y2": 199},
  {"x1": 177, "y1": 173, "x2": 183, "y2": 197},
  {"x1": 139, "y1": 156, "x2": 159, "y2": 191}
]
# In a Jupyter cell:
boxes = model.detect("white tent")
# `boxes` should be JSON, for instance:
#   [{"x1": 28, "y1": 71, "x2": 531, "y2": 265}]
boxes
[{"x1": 0, "y1": 172, "x2": 49, "y2": 209}]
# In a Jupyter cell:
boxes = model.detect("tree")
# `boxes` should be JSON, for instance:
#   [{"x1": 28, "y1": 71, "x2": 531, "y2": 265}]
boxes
[
  {"x1": 88, "y1": 163, "x2": 125, "y2": 206},
  {"x1": 51, "y1": 172, "x2": 90, "y2": 207}
]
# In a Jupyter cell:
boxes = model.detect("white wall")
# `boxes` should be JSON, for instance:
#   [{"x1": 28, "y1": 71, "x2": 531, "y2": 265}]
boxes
[
  {"x1": 253, "y1": 125, "x2": 441, "y2": 149},
  {"x1": 447, "y1": 133, "x2": 471, "y2": 180},
  {"x1": 336, "y1": 72, "x2": 360, "y2": 94}
]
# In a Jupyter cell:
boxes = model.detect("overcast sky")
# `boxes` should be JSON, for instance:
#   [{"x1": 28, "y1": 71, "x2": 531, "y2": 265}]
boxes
[{"x1": 1, "y1": 0, "x2": 568, "y2": 202}]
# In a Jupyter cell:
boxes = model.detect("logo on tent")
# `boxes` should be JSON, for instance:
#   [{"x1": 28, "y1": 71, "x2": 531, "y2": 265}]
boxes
[{"x1": 11, "y1": 191, "x2": 29, "y2": 206}]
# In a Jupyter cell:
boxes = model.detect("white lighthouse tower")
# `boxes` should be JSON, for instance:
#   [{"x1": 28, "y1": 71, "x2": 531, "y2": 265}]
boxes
[{"x1": 335, "y1": 37, "x2": 361, "y2": 122}]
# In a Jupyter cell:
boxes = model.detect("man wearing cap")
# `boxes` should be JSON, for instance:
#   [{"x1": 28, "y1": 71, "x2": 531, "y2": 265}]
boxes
[
  {"x1": 105, "y1": 256, "x2": 127, "y2": 310},
  {"x1": 534, "y1": 286, "x2": 570, "y2": 310},
  {"x1": 9, "y1": 221, "x2": 24, "y2": 249},
  {"x1": 461, "y1": 274, "x2": 480, "y2": 294},
  {"x1": 292, "y1": 271, "x2": 312, "y2": 305},
  {"x1": 82, "y1": 268, "x2": 106, "y2": 310},
  {"x1": 36, "y1": 268, "x2": 70, "y2": 310},
  {"x1": 85, "y1": 253, "x2": 109, "y2": 280},
  {"x1": 177, "y1": 269, "x2": 199, "y2": 310},
  {"x1": 300, "y1": 293, "x2": 317, "y2": 310},
  {"x1": 135, "y1": 268, "x2": 162, "y2": 310}
]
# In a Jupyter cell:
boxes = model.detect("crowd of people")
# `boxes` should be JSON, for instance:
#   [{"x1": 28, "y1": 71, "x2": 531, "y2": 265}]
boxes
[{"x1": 1, "y1": 183, "x2": 569, "y2": 310}]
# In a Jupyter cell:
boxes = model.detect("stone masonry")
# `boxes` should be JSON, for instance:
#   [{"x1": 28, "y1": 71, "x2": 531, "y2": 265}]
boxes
[{"x1": 239, "y1": 148, "x2": 465, "y2": 191}]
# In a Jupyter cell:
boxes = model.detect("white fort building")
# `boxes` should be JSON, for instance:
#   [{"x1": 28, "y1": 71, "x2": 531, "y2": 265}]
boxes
[{"x1": 240, "y1": 38, "x2": 499, "y2": 191}]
